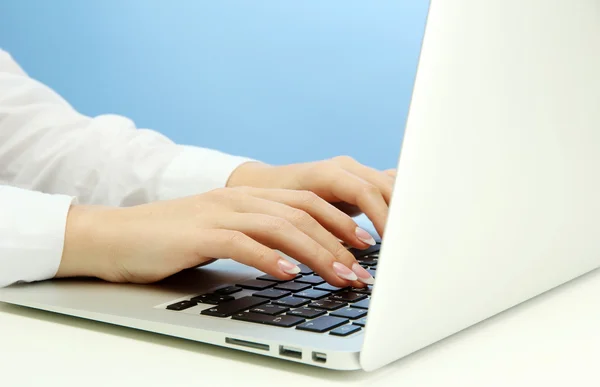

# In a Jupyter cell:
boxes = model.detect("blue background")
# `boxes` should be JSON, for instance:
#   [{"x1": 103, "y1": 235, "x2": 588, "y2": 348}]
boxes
[{"x1": 0, "y1": 1, "x2": 429, "y2": 170}]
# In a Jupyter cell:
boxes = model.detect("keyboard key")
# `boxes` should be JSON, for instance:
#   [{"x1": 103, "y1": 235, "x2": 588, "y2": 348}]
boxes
[
  {"x1": 250, "y1": 304, "x2": 290, "y2": 315},
  {"x1": 295, "y1": 289, "x2": 331, "y2": 300},
  {"x1": 352, "y1": 317, "x2": 368, "y2": 327},
  {"x1": 296, "y1": 316, "x2": 349, "y2": 333},
  {"x1": 256, "y1": 274, "x2": 299, "y2": 283},
  {"x1": 295, "y1": 275, "x2": 325, "y2": 285},
  {"x1": 214, "y1": 286, "x2": 242, "y2": 295},
  {"x1": 253, "y1": 289, "x2": 291, "y2": 300},
  {"x1": 352, "y1": 298, "x2": 370, "y2": 309},
  {"x1": 367, "y1": 269, "x2": 376, "y2": 278},
  {"x1": 236, "y1": 279, "x2": 275, "y2": 290},
  {"x1": 287, "y1": 307, "x2": 327, "y2": 319},
  {"x1": 348, "y1": 245, "x2": 380, "y2": 258},
  {"x1": 274, "y1": 281, "x2": 311, "y2": 292},
  {"x1": 314, "y1": 283, "x2": 345, "y2": 292},
  {"x1": 350, "y1": 286, "x2": 372, "y2": 295},
  {"x1": 309, "y1": 299, "x2": 347, "y2": 311},
  {"x1": 232, "y1": 312, "x2": 305, "y2": 327},
  {"x1": 201, "y1": 296, "x2": 268, "y2": 318},
  {"x1": 330, "y1": 291, "x2": 367, "y2": 303},
  {"x1": 357, "y1": 258, "x2": 377, "y2": 266},
  {"x1": 297, "y1": 264, "x2": 313, "y2": 275},
  {"x1": 273, "y1": 296, "x2": 310, "y2": 308},
  {"x1": 166, "y1": 301, "x2": 196, "y2": 311},
  {"x1": 329, "y1": 307, "x2": 368, "y2": 320},
  {"x1": 330, "y1": 324, "x2": 362, "y2": 337},
  {"x1": 191, "y1": 294, "x2": 235, "y2": 304}
]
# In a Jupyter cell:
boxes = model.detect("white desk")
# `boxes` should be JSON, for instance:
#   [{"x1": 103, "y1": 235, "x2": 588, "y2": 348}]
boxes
[{"x1": 2, "y1": 268, "x2": 600, "y2": 387}]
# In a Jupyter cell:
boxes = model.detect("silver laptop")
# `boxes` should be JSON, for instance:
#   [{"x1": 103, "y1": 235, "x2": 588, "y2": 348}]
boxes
[{"x1": 1, "y1": 0, "x2": 599, "y2": 371}]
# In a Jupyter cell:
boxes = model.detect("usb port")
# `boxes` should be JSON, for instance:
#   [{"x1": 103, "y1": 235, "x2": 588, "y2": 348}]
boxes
[
  {"x1": 312, "y1": 352, "x2": 327, "y2": 363},
  {"x1": 279, "y1": 345, "x2": 302, "y2": 359}
]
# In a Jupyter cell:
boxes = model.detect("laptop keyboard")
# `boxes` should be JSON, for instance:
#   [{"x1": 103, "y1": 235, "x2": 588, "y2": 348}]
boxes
[{"x1": 165, "y1": 243, "x2": 380, "y2": 337}]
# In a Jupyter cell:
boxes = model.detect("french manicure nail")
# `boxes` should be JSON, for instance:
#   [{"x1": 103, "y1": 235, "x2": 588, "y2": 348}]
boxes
[
  {"x1": 333, "y1": 262, "x2": 358, "y2": 281},
  {"x1": 278, "y1": 259, "x2": 300, "y2": 275},
  {"x1": 355, "y1": 227, "x2": 376, "y2": 246},
  {"x1": 352, "y1": 263, "x2": 375, "y2": 285}
]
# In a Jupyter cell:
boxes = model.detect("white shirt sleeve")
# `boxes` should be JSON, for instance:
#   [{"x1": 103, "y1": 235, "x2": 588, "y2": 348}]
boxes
[{"x1": 0, "y1": 49, "x2": 255, "y2": 287}]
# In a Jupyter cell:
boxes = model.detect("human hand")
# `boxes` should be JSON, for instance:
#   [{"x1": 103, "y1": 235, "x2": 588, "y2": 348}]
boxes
[
  {"x1": 57, "y1": 185, "x2": 384, "y2": 287},
  {"x1": 227, "y1": 156, "x2": 396, "y2": 237}
]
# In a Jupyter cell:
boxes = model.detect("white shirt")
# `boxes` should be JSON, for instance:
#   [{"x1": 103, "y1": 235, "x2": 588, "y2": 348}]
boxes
[{"x1": 0, "y1": 49, "x2": 252, "y2": 288}]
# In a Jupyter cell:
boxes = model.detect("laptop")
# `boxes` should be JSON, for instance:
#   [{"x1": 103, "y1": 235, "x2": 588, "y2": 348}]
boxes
[{"x1": 1, "y1": 0, "x2": 599, "y2": 371}]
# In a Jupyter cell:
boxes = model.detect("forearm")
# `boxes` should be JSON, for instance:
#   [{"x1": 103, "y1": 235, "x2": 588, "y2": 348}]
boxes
[{"x1": 0, "y1": 53, "x2": 253, "y2": 206}]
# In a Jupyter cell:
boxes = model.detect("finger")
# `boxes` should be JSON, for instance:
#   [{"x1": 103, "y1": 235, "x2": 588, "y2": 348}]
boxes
[
  {"x1": 217, "y1": 213, "x2": 361, "y2": 287},
  {"x1": 236, "y1": 187, "x2": 376, "y2": 249},
  {"x1": 322, "y1": 169, "x2": 389, "y2": 237},
  {"x1": 384, "y1": 169, "x2": 396, "y2": 177},
  {"x1": 336, "y1": 158, "x2": 395, "y2": 204},
  {"x1": 230, "y1": 192, "x2": 375, "y2": 285},
  {"x1": 195, "y1": 229, "x2": 300, "y2": 280}
]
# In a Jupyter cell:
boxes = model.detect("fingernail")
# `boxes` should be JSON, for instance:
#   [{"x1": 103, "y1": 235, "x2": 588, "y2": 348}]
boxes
[
  {"x1": 355, "y1": 227, "x2": 376, "y2": 246},
  {"x1": 278, "y1": 259, "x2": 300, "y2": 275},
  {"x1": 352, "y1": 263, "x2": 375, "y2": 285},
  {"x1": 333, "y1": 262, "x2": 358, "y2": 281}
]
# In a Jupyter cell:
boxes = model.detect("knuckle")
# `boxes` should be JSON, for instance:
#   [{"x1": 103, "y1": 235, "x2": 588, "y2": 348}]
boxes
[
  {"x1": 252, "y1": 245, "x2": 273, "y2": 265},
  {"x1": 332, "y1": 155, "x2": 356, "y2": 165},
  {"x1": 224, "y1": 230, "x2": 247, "y2": 245},
  {"x1": 289, "y1": 209, "x2": 314, "y2": 227},
  {"x1": 296, "y1": 190, "x2": 319, "y2": 205},
  {"x1": 333, "y1": 243, "x2": 352, "y2": 261},
  {"x1": 360, "y1": 183, "x2": 379, "y2": 197},
  {"x1": 260, "y1": 215, "x2": 291, "y2": 231}
]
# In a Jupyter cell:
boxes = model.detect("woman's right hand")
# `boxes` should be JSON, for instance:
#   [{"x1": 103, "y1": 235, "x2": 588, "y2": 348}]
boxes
[{"x1": 57, "y1": 186, "x2": 377, "y2": 288}]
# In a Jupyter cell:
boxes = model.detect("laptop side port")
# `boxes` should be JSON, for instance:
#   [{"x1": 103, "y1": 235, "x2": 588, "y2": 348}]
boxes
[
  {"x1": 279, "y1": 345, "x2": 302, "y2": 359},
  {"x1": 312, "y1": 352, "x2": 327, "y2": 363},
  {"x1": 225, "y1": 337, "x2": 269, "y2": 351}
]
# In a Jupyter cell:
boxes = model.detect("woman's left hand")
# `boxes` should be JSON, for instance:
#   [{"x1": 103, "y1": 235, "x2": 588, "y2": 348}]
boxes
[{"x1": 226, "y1": 156, "x2": 397, "y2": 238}]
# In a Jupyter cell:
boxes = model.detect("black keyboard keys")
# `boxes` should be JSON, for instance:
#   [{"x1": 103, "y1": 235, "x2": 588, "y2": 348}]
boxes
[
  {"x1": 236, "y1": 279, "x2": 275, "y2": 290},
  {"x1": 274, "y1": 281, "x2": 311, "y2": 292},
  {"x1": 201, "y1": 296, "x2": 268, "y2": 318},
  {"x1": 287, "y1": 307, "x2": 327, "y2": 319},
  {"x1": 166, "y1": 301, "x2": 196, "y2": 311},
  {"x1": 295, "y1": 275, "x2": 325, "y2": 285},
  {"x1": 250, "y1": 304, "x2": 290, "y2": 315},
  {"x1": 353, "y1": 317, "x2": 368, "y2": 327},
  {"x1": 350, "y1": 286, "x2": 372, "y2": 295},
  {"x1": 330, "y1": 324, "x2": 362, "y2": 337},
  {"x1": 297, "y1": 264, "x2": 313, "y2": 275},
  {"x1": 256, "y1": 274, "x2": 299, "y2": 283},
  {"x1": 329, "y1": 291, "x2": 367, "y2": 303},
  {"x1": 329, "y1": 307, "x2": 368, "y2": 320},
  {"x1": 214, "y1": 286, "x2": 242, "y2": 295},
  {"x1": 358, "y1": 258, "x2": 377, "y2": 266},
  {"x1": 253, "y1": 289, "x2": 291, "y2": 300},
  {"x1": 273, "y1": 296, "x2": 311, "y2": 308},
  {"x1": 309, "y1": 299, "x2": 347, "y2": 311},
  {"x1": 352, "y1": 298, "x2": 370, "y2": 309},
  {"x1": 191, "y1": 294, "x2": 235, "y2": 304},
  {"x1": 295, "y1": 289, "x2": 330, "y2": 300},
  {"x1": 314, "y1": 283, "x2": 345, "y2": 292},
  {"x1": 296, "y1": 316, "x2": 349, "y2": 333},
  {"x1": 348, "y1": 245, "x2": 380, "y2": 258},
  {"x1": 232, "y1": 312, "x2": 305, "y2": 327}
]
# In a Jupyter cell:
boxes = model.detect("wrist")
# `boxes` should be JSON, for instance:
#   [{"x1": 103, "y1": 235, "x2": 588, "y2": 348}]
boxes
[
  {"x1": 226, "y1": 161, "x2": 273, "y2": 188},
  {"x1": 56, "y1": 204, "x2": 114, "y2": 279}
]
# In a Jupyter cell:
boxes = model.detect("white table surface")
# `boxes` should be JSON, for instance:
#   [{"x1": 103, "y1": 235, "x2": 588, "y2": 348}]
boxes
[{"x1": 2, "y1": 266, "x2": 600, "y2": 387}]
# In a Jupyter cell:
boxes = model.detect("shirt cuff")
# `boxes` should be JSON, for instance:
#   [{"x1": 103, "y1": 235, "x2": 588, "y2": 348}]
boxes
[
  {"x1": 0, "y1": 186, "x2": 75, "y2": 287},
  {"x1": 156, "y1": 145, "x2": 256, "y2": 200}
]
